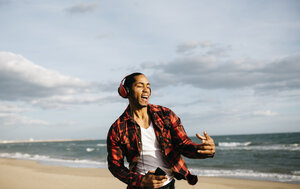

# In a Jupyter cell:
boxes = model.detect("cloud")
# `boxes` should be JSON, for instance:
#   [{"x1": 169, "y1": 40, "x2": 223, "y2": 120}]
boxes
[
  {"x1": 253, "y1": 110, "x2": 278, "y2": 116},
  {"x1": 29, "y1": 94, "x2": 121, "y2": 109},
  {"x1": 0, "y1": 113, "x2": 49, "y2": 126},
  {"x1": 0, "y1": 103, "x2": 31, "y2": 113},
  {"x1": 0, "y1": 102, "x2": 49, "y2": 127},
  {"x1": 65, "y1": 2, "x2": 99, "y2": 14},
  {"x1": 0, "y1": 51, "x2": 122, "y2": 110},
  {"x1": 141, "y1": 43, "x2": 300, "y2": 93},
  {"x1": 0, "y1": 52, "x2": 91, "y2": 101},
  {"x1": 176, "y1": 41, "x2": 213, "y2": 54}
]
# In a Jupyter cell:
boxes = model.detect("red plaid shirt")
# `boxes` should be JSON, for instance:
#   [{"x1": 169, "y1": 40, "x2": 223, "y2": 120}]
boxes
[{"x1": 107, "y1": 104, "x2": 213, "y2": 188}]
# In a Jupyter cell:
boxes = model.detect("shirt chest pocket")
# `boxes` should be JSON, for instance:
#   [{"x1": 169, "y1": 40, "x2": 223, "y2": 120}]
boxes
[{"x1": 120, "y1": 136, "x2": 137, "y2": 160}]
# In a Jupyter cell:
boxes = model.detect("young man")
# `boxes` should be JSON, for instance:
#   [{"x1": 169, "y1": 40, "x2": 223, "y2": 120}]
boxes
[{"x1": 107, "y1": 73, "x2": 215, "y2": 189}]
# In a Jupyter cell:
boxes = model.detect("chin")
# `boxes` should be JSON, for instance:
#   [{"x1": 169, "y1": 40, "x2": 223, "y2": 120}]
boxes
[{"x1": 138, "y1": 103, "x2": 148, "y2": 108}]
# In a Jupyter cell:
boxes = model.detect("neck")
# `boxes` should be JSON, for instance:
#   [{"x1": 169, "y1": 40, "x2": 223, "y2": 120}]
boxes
[
  {"x1": 130, "y1": 105, "x2": 148, "y2": 119},
  {"x1": 129, "y1": 103, "x2": 150, "y2": 129}
]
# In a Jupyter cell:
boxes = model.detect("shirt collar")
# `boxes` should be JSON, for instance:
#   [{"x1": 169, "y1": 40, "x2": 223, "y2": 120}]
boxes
[{"x1": 122, "y1": 104, "x2": 164, "y2": 130}]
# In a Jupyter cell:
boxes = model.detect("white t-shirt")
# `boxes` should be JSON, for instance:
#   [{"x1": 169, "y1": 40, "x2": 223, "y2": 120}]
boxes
[{"x1": 136, "y1": 122, "x2": 173, "y2": 186}]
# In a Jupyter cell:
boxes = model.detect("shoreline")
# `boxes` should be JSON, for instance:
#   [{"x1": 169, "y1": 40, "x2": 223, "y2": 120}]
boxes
[
  {"x1": 0, "y1": 138, "x2": 99, "y2": 144},
  {"x1": 0, "y1": 158, "x2": 299, "y2": 189}
]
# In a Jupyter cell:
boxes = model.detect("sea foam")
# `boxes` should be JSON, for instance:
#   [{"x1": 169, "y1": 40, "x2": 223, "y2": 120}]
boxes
[
  {"x1": 190, "y1": 168, "x2": 300, "y2": 183},
  {"x1": 218, "y1": 142, "x2": 300, "y2": 151},
  {"x1": 0, "y1": 152, "x2": 107, "y2": 168}
]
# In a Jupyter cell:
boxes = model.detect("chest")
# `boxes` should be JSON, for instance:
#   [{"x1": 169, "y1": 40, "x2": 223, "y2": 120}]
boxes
[
  {"x1": 119, "y1": 119, "x2": 173, "y2": 159},
  {"x1": 140, "y1": 123, "x2": 160, "y2": 151}
]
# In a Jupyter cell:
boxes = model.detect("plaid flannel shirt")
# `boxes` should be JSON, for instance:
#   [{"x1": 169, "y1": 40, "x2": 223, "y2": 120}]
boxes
[{"x1": 107, "y1": 104, "x2": 213, "y2": 188}]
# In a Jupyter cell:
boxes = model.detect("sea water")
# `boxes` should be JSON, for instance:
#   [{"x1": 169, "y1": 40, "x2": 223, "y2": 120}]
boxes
[{"x1": 0, "y1": 132, "x2": 299, "y2": 183}]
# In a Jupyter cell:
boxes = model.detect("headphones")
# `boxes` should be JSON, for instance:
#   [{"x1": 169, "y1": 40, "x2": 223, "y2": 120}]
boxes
[
  {"x1": 118, "y1": 76, "x2": 129, "y2": 98},
  {"x1": 118, "y1": 74, "x2": 152, "y2": 99}
]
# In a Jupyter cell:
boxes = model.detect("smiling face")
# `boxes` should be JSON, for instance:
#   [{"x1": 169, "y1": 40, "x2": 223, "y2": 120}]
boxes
[{"x1": 128, "y1": 74, "x2": 151, "y2": 109}]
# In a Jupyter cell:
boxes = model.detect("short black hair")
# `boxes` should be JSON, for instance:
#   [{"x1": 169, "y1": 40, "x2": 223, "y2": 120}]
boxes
[{"x1": 123, "y1": 72, "x2": 144, "y2": 93}]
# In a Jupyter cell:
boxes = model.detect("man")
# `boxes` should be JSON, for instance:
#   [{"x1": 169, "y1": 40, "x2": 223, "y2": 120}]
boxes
[{"x1": 107, "y1": 73, "x2": 215, "y2": 189}]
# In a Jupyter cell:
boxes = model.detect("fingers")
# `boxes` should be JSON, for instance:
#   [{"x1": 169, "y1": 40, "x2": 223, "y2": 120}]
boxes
[
  {"x1": 196, "y1": 133, "x2": 207, "y2": 144},
  {"x1": 197, "y1": 131, "x2": 214, "y2": 142},
  {"x1": 204, "y1": 131, "x2": 209, "y2": 138},
  {"x1": 155, "y1": 175, "x2": 168, "y2": 180},
  {"x1": 196, "y1": 132, "x2": 215, "y2": 155},
  {"x1": 152, "y1": 176, "x2": 168, "y2": 188},
  {"x1": 147, "y1": 170, "x2": 155, "y2": 174},
  {"x1": 197, "y1": 149, "x2": 215, "y2": 154},
  {"x1": 204, "y1": 131, "x2": 213, "y2": 141},
  {"x1": 197, "y1": 145, "x2": 215, "y2": 154},
  {"x1": 142, "y1": 172, "x2": 168, "y2": 188},
  {"x1": 196, "y1": 133, "x2": 206, "y2": 140},
  {"x1": 197, "y1": 144, "x2": 214, "y2": 150}
]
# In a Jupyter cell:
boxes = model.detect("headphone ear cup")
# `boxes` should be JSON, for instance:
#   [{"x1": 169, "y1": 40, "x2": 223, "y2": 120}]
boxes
[{"x1": 118, "y1": 84, "x2": 128, "y2": 98}]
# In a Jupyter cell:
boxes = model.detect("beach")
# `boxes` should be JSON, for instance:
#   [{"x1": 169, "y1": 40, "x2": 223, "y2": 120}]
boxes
[{"x1": 0, "y1": 158, "x2": 298, "y2": 189}]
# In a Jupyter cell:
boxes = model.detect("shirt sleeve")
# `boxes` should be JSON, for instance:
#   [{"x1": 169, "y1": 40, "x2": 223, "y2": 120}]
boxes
[
  {"x1": 106, "y1": 125, "x2": 144, "y2": 187},
  {"x1": 168, "y1": 110, "x2": 214, "y2": 159}
]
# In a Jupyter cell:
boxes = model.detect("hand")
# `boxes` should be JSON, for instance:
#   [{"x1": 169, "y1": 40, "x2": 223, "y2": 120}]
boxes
[
  {"x1": 196, "y1": 131, "x2": 215, "y2": 157},
  {"x1": 141, "y1": 170, "x2": 168, "y2": 188}
]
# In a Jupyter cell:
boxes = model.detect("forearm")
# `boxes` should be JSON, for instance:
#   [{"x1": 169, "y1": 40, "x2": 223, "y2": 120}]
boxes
[
  {"x1": 182, "y1": 143, "x2": 214, "y2": 158},
  {"x1": 176, "y1": 138, "x2": 214, "y2": 159},
  {"x1": 107, "y1": 158, "x2": 144, "y2": 187},
  {"x1": 169, "y1": 113, "x2": 214, "y2": 159},
  {"x1": 107, "y1": 127, "x2": 144, "y2": 187}
]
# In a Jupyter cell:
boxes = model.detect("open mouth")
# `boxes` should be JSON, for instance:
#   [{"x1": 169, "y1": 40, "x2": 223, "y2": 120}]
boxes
[{"x1": 141, "y1": 95, "x2": 148, "y2": 100}]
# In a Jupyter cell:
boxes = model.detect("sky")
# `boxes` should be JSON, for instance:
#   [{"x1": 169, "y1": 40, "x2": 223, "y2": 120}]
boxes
[{"x1": 0, "y1": 0, "x2": 300, "y2": 140}]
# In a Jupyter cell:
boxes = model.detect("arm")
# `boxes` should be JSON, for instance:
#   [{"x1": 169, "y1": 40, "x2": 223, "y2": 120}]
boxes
[
  {"x1": 106, "y1": 126, "x2": 144, "y2": 187},
  {"x1": 169, "y1": 111, "x2": 215, "y2": 159}
]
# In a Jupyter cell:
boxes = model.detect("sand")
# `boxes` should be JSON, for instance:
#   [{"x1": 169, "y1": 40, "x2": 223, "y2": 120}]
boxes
[{"x1": 0, "y1": 158, "x2": 299, "y2": 189}]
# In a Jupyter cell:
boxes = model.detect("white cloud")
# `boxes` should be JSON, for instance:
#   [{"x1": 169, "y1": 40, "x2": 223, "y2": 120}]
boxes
[
  {"x1": 0, "y1": 102, "x2": 49, "y2": 127},
  {"x1": 0, "y1": 51, "x2": 125, "y2": 110},
  {"x1": 0, "y1": 103, "x2": 31, "y2": 113},
  {"x1": 29, "y1": 95, "x2": 120, "y2": 109},
  {"x1": 0, "y1": 51, "x2": 87, "y2": 87},
  {"x1": 0, "y1": 113, "x2": 49, "y2": 126},
  {"x1": 0, "y1": 51, "x2": 93, "y2": 100},
  {"x1": 253, "y1": 110, "x2": 278, "y2": 116}
]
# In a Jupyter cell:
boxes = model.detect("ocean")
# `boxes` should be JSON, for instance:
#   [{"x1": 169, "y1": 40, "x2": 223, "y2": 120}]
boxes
[{"x1": 0, "y1": 132, "x2": 299, "y2": 184}]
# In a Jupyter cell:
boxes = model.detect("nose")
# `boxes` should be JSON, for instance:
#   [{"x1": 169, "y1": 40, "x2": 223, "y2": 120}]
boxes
[{"x1": 142, "y1": 86, "x2": 151, "y2": 93}]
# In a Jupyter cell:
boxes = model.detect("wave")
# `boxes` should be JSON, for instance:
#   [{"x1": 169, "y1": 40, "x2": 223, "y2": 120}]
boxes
[
  {"x1": 292, "y1": 171, "x2": 300, "y2": 175},
  {"x1": 217, "y1": 142, "x2": 300, "y2": 151},
  {"x1": 0, "y1": 152, "x2": 107, "y2": 168},
  {"x1": 86, "y1": 148, "x2": 95, "y2": 152},
  {"x1": 190, "y1": 168, "x2": 300, "y2": 183},
  {"x1": 218, "y1": 142, "x2": 251, "y2": 147},
  {"x1": 96, "y1": 144, "x2": 107, "y2": 147}
]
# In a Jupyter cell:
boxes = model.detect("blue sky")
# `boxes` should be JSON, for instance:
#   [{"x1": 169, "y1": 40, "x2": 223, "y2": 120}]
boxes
[{"x1": 0, "y1": 0, "x2": 300, "y2": 140}]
